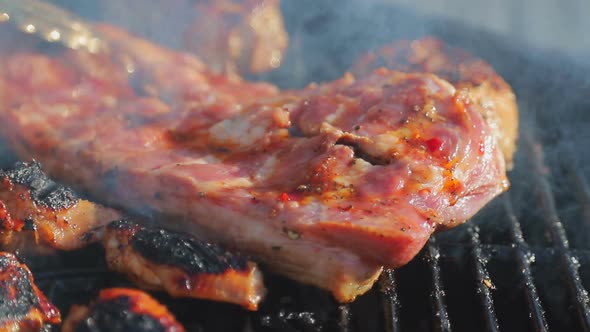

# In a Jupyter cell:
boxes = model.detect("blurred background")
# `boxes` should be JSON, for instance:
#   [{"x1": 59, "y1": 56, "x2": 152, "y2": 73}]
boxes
[
  {"x1": 44, "y1": 0, "x2": 588, "y2": 63},
  {"x1": 384, "y1": 0, "x2": 589, "y2": 60}
]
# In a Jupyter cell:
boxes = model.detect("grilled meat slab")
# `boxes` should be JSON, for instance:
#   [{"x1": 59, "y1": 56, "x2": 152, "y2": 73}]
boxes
[
  {"x1": 0, "y1": 27, "x2": 510, "y2": 301},
  {"x1": 0, "y1": 162, "x2": 264, "y2": 309},
  {"x1": 101, "y1": 220, "x2": 265, "y2": 310},
  {"x1": 62, "y1": 288, "x2": 185, "y2": 332},
  {"x1": 351, "y1": 37, "x2": 518, "y2": 168},
  {"x1": 0, "y1": 252, "x2": 60, "y2": 331}
]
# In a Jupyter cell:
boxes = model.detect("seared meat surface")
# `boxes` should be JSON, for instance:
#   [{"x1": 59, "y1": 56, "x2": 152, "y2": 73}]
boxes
[
  {"x1": 0, "y1": 27, "x2": 511, "y2": 301},
  {"x1": 101, "y1": 220, "x2": 265, "y2": 310},
  {"x1": 62, "y1": 288, "x2": 185, "y2": 332},
  {"x1": 0, "y1": 161, "x2": 264, "y2": 308},
  {"x1": 351, "y1": 37, "x2": 518, "y2": 167},
  {"x1": 0, "y1": 252, "x2": 60, "y2": 331},
  {"x1": 0, "y1": 161, "x2": 121, "y2": 251}
]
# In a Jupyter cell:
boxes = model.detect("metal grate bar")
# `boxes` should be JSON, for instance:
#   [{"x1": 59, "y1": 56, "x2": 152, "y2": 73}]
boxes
[
  {"x1": 467, "y1": 225, "x2": 500, "y2": 332},
  {"x1": 338, "y1": 304, "x2": 351, "y2": 332},
  {"x1": 526, "y1": 134, "x2": 590, "y2": 331},
  {"x1": 379, "y1": 269, "x2": 401, "y2": 332},
  {"x1": 425, "y1": 238, "x2": 451, "y2": 331},
  {"x1": 503, "y1": 195, "x2": 549, "y2": 332}
]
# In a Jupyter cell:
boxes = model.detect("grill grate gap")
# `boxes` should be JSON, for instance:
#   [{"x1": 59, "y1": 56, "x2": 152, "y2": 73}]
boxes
[
  {"x1": 502, "y1": 195, "x2": 549, "y2": 332},
  {"x1": 561, "y1": 160, "x2": 590, "y2": 215},
  {"x1": 45, "y1": 281, "x2": 58, "y2": 308},
  {"x1": 558, "y1": 148, "x2": 590, "y2": 235},
  {"x1": 467, "y1": 225, "x2": 500, "y2": 331},
  {"x1": 425, "y1": 239, "x2": 451, "y2": 332},
  {"x1": 525, "y1": 132, "x2": 590, "y2": 332},
  {"x1": 33, "y1": 267, "x2": 112, "y2": 281}
]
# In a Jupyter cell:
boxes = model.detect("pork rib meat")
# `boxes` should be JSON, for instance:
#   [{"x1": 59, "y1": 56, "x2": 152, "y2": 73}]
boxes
[{"x1": 0, "y1": 27, "x2": 511, "y2": 302}]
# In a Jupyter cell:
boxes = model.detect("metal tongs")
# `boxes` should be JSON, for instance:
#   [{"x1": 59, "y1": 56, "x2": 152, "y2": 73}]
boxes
[{"x1": 0, "y1": 0, "x2": 107, "y2": 54}]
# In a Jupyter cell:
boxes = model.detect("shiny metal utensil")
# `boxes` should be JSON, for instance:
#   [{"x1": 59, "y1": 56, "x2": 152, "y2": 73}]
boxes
[{"x1": 0, "y1": 0, "x2": 107, "y2": 53}]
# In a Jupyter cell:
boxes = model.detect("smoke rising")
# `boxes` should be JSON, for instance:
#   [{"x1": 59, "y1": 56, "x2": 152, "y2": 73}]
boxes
[{"x1": 0, "y1": 3, "x2": 589, "y2": 325}]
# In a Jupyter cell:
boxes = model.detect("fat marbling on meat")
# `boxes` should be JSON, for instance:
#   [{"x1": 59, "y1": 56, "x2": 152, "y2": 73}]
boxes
[{"x1": 0, "y1": 27, "x2": 511, "y2": 302}]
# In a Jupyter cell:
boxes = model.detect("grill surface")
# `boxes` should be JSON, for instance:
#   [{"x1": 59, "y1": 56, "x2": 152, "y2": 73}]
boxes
[{"x1": 3, "y1": 1, "x2": 590, "y2": 331}]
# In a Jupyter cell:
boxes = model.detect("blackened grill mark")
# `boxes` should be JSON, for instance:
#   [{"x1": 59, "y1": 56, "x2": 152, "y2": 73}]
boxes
[
  {"x1": 74, "y1": 297, "x2": 166, "y2": 332},
  {"x1": 129, "y1": 222, "x2": 247, "y2": 274},
  {"x1": 37, "y1": 186, "x2": 76, "y2": 210},
  {"x1": 0, "y1": 161, "x2": 78, "y2": 210},
  {"x1": 106, "y1": 219, "x2": 136, "y2": 232},
  {"x1": 0, "y1": 255, "x2": 43, "y2": 321}
]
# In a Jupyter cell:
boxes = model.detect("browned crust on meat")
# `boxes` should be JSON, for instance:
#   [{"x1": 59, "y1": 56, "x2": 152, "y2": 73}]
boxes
[{"x1": 351, "y1": 37, "x2": 518, "y2": 168}]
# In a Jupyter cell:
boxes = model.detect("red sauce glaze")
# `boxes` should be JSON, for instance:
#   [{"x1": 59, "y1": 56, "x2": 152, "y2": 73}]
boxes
[
  {"x1": 278, "y1": 192, "x2": 291, "y2": 202},
  {"x1": 425, "y1": 137, "x2": 444, "y2": 153}
]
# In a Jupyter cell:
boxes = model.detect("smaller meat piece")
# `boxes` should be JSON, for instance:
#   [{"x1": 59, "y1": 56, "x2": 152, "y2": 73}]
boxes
[
  {"x1": 0, "y1": 161, "x2": 265, "y2": 309},
  {"x1": 0, "y1": 161, "x2": 122, "y2": 251},
  {"x1": 0, "y1": 252, "x2": 60, "y2": 331},
  {"x1": 61, "y1": 288, "x2": 185, "y2": 332},
  {"x1": 101, "y1": 220, "x2": 265, "y2": 310}
]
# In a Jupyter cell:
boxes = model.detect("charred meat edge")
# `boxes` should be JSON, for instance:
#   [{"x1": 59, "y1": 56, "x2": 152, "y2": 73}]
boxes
[
  {"x1": 61, "y1": 288, "x2": 186, "y2": 332},
  {"x1": 0, "y1": 161, "x2": 265, "y2": 309},
  {"x1": 0, "y1": 252, "x2": 60, "y2": 331}
]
